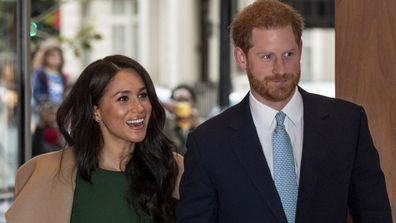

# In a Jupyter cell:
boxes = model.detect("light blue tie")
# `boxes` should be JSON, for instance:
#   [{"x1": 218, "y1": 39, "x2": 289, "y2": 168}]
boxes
[{"x1": 273, "y1": 111, "x2": 298, "y2": 223}]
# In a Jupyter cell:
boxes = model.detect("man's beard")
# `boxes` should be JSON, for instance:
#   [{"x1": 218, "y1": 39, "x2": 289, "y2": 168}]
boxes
[{"x1": 247, "y1": 67, "x2": 300, "y2": 102}]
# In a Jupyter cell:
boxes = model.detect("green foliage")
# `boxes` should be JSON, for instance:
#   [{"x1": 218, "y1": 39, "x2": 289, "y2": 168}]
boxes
[
  {"x1": 0, "y1": 2, "x2": 16, "y2": 52},
  {"x1": 57, "y1": 23, "x2": 102, "y2": 57},
  {"x1": 31, "y1": 0, "x2": 102, "y2": 57}
]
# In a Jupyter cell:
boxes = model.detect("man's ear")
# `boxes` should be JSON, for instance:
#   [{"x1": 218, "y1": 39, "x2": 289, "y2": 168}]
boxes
[
  {"x1": 298, "y1": 39, "x2": 303, "y2": 58},
  {"x1": 234, "y1": 47, "x2": 247, "y2": 69}
]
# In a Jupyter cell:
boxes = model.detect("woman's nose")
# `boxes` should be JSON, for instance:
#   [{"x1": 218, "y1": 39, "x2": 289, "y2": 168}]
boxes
[{"x1": 130, "y1": 99, "x2": 145, "y2": 113}]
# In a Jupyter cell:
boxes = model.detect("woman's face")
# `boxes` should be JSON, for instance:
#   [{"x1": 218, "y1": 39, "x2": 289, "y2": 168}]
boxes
[
  {"x1": 94, "y1": 69, "x2": 152, "y2": 149},
  {"x1": 46, "y1": 49, "x2": 62, "y2": 70}
]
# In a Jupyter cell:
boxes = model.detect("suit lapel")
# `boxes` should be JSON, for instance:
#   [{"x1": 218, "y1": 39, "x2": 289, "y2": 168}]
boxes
[
  {"x1": 228, "y1": 95, "x2": 287, "y2": 222},
  {"x1": 296, "y1": 88, "x2": 332, "y2": 222}
]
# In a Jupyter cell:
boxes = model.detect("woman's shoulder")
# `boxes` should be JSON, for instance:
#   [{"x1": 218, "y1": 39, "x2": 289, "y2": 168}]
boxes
[
  {"x1": 6, "y1": 149, "x2": 76, "y2": 223},
  {"x1": 15, "y1": 149, "x2": 75, "y2": 194},
  {"x1": 16, "y1": 150, "x2": 64, "y2": 177},
  {"x1": 172, "y1": 152, "x2": 184, "y2": 199},
  {"x1": 22, "y1": 148, "x2": 73, "y2": 170},
  {"x1": 172, "y1": 152, "x2": 184, "y2": 170}
]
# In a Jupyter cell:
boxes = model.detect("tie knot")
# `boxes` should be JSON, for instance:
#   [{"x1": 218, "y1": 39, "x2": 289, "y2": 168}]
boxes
[{"x1": 275, "y1": 111, "x2": 286, "y2": 126}]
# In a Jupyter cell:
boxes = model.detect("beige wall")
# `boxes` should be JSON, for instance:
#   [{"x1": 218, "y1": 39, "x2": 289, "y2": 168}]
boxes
[{"x1": 335, "y1": 0, "x2": 396, "y2": 220}]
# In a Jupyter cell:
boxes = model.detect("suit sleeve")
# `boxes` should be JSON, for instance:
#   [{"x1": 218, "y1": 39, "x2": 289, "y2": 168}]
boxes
[
  {"x1": 348, "y1": 106, "x2": 393, "y2": 222},
  {"x1": 176, "y1": 133, "x2": 218, "y2": 223}
]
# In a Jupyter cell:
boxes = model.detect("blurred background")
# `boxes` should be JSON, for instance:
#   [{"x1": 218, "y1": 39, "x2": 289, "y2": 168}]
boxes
[{"x1": 0, "y1": 0, "x2": 335, "y2": 221}]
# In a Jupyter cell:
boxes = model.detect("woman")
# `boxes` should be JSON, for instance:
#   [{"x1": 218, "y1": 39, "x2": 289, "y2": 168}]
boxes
[
  {"x1": 6, "y1": 55, "x2": 183, "y2": 223},
  {"x1": 31, "y1": 45, "x2": 67, "y2": 111},
  {"x1": 31, "y1": 45, "x2": 67, "y2": 136}
]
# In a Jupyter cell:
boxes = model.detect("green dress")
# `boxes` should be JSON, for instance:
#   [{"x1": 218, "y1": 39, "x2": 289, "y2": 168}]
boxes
[{"x1": 70, "y1": 168, "x2": 152, "y2": 223}]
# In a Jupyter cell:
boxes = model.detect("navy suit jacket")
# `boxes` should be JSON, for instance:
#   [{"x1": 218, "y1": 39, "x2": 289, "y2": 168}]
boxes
[{"x1": 176, "y1": 88, "x2": 392, "y2": 223}]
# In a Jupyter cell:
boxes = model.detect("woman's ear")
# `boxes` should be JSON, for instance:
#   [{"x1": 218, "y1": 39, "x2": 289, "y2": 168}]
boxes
[
  {"x1": 93, "y1": 105, "x2": 102, "y2": 122},
  {"x1": 234, "y1": 47, "x2": 247, "y2": 69}
]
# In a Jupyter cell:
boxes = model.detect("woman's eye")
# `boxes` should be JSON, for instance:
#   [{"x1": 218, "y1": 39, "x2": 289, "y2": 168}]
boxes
[
  {"x1": 118, "y1": 95, "x2": 129, "y2": 102},
  {"x1": 139, "y1": 92, "x2": 148, "y2": 99}
]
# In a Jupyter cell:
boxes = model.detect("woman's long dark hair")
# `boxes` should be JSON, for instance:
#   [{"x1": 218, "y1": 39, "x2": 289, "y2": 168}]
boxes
[{"x1": 56, "y1": 55, "x2": 178, "y2": 222}]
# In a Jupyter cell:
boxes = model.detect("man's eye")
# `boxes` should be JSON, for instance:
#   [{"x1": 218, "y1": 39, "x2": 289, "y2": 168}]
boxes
[
  {"x1": 283, "y1": 52, "x2": 295, "y2": 58},
  {"x1": 260, "y1": 54, "x2": 272, "y2": 60}
]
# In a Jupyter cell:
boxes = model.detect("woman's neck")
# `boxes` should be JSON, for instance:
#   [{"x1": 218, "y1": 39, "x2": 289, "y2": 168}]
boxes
[
  {"x1": 44, "y1": 66, "x2": 60, "y2": 74},
  {"x1": 99, "y1": 143, "x2": 135, "y2": 171}
]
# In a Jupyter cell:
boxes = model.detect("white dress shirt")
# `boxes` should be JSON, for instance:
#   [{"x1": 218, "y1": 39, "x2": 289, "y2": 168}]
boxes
[{"x1": 249, "y1": 88, "x2": 304, "y2": 184}]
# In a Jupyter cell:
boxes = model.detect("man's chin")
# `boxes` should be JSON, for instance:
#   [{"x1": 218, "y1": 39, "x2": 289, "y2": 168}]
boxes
[{"x1": 264, "y1": 85, "x2": 296, "y2": 102}]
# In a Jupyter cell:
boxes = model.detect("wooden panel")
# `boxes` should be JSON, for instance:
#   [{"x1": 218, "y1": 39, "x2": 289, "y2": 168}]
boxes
[{"x1": 335, "y1": 0, "x2": 396, "y2": 221}]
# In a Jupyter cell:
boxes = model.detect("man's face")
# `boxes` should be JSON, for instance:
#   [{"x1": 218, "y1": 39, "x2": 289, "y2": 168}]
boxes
[{"x1": 235, "y1": 25, "x2": 301, "y2": 107}]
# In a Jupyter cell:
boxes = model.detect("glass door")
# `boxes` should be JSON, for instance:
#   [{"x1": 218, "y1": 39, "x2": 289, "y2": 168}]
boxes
[{"x1": 0, "y1": 0, "x2": 28, "y2": 221}]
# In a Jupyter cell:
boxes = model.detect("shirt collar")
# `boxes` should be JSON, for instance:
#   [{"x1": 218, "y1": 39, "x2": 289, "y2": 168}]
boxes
[
  {"x1": 249, "y1": 88, "x2": 303, "y2": 129},
  {"x1": 283, "y1": 88, "x2": 303, "y2": 126}
]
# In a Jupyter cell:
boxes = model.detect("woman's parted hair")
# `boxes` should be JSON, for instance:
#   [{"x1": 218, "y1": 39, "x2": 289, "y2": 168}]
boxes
[
  {"x1": 230, "y1": 0, "x2": 304, "y2": 54},
  {"x1": 56, "y1": 54, "x2": 178, "y2": 222}
]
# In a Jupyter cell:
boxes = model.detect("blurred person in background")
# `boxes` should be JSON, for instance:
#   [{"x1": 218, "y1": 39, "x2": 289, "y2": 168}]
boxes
[
  {"x1": 31, "y1": 44, "x2": 67, "y2": 108},
  {"x1": 31, "y1": 102, "x2": 63, "y2": 157},
  {"x1": 6, "y1": 55, "x2": 183, "y2": 223},
  {"x1": 30, "y1": 44, "x2": 68, "y2": 156},
  {"x1": 0, "y1": 64, "x2": 18, "y2": 124},
  {"x1": 31, "y1": 44, "x2": 68, "y2": 129},
  {"x1": 163, "y1": 84, "x2": 201, "y2": 155}
]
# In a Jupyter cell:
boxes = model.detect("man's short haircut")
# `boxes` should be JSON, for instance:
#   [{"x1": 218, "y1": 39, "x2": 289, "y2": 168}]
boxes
[{"x1": 230, "y1": 0, "x2": 305, "y2": 54}]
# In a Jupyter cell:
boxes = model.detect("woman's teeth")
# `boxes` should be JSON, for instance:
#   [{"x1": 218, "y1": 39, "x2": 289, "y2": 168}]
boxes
[{"x1": 126, "y1": 118, "x2": 144, "y2": 127}]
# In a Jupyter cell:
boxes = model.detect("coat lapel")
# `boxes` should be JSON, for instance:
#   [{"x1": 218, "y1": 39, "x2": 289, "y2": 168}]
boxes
[
  {"x1": 227, "y1": 95, "x2": 287, "y2": 222},
  {"x1": 295, "y1": 88, "x2": 332, "y2": 222}
]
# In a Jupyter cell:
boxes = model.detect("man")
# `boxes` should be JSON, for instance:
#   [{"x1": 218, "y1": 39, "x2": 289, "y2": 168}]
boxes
[{"x1": 176, "y1": 1, "x2": 392, "y2": 222}]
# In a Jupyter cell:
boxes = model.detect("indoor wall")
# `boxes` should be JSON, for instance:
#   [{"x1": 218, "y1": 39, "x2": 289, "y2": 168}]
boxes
[{"x1": 335, "y1": 0, "x2": 396, "y2": 220}]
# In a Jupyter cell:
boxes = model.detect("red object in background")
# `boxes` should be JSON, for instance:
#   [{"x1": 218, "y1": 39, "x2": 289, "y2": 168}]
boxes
[
  {"x1": 53, "y1": 9, "x2": 60, "y2": 30},
  {"x1": 43, "y1": 127, "x2": 60, "y2": 145}
]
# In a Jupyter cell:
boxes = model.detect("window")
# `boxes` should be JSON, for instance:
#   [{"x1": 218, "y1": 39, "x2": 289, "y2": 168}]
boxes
[
  {"x1": 112, "y1": 0, "x2": 126, "y2": 15},
  {"x1": 112, "y1": 25, "x2": 126, "y2": 54},
  {"x1": 0, "y1": 0, "x2": 23, "y2": 221}
]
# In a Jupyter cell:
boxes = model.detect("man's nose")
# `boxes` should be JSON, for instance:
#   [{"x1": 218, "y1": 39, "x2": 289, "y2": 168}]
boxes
[{"x1": 272, "y1": 57, "x2": 286, "y2": 74}]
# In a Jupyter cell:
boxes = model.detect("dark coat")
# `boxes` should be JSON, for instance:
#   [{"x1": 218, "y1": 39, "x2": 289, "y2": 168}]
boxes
[{"x1": 177, "y1": 87, "x2": 392, "y2": 223}]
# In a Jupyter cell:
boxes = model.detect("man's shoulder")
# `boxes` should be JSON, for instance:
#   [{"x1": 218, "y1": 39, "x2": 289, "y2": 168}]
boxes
[
  {"x1": 301, "y1": 89, "x2": 363, "y2": 112},
  {"x1": 198, "y1": 104, "x2": 240, "y2": 128}
]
